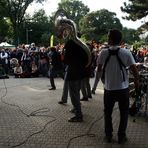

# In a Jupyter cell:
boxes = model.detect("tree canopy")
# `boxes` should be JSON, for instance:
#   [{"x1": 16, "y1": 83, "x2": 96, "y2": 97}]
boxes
[
  {"x1": 0, "y1": 0, "x2": 147, "y2": 45},
  {"x1": 0, "y1": 0, "x2": 46, "y2": 45},
  {"x1": 121, "y1": 0, "x2": 148, "y2": 31},
  {"x1": 79, "y1": 9, "x2": 123, "y2": 42},
  {"x1": 57, "y1": 0, "x2": 90, "y2": 30}
]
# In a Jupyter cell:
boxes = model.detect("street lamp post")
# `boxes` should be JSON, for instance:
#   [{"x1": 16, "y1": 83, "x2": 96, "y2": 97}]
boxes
[{"x1": 26, "y1": 29, "x2": 32, "y2": 44}]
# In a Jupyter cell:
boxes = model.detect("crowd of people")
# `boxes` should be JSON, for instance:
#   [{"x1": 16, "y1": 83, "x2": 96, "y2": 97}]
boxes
[{"x1": 0, "y1": 42, "x2": 147, "y2": 79}]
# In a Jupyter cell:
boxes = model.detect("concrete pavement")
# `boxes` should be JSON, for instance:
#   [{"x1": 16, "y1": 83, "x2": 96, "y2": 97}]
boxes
[{"x1": 0, "y1": 77, "x2": 147, "y2": 148}]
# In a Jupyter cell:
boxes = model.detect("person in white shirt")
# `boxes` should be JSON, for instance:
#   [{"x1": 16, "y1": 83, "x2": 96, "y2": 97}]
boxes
[
  {"x1": 13, "y1": 63, "x2": 23, "y2": 78},
  {"x1": 97, "y1": 29, "x2": 139, "y2": 144}
]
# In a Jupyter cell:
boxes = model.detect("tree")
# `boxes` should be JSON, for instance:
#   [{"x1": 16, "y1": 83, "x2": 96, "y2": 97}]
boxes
[
  {"x1": 0, "y1": 0, "x2": 11, "y2": 42},
  {"x1": 57, "y1": 0, "x2": 90, "y2": 30},
  {"x1": 3, "y1": 0, "x2": 45, "y2": 45},
  {"x1": 145, "y1": 34, "x2": 148, "y2": 44},
  {"x1": 0, "y1": 18, "x2": 9, "y2": 42},
  {"x1": 19, "y1": 9, "x2": 53, "y2": 46},
  {"x1": 121, "y1": 0, "x2": 148, "y2": 31},
  {"x1": 79, "y1": 9, "x2": 123, "y2": 42},
  {"x1": 122, "y1": 27, "x2": 140, "y2": 44},
  {"x1": 0, "y1": 0, "x2": 7, "y2": 17}
]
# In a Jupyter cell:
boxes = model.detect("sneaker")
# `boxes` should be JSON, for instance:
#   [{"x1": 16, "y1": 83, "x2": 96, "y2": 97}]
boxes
[
  {"x1": 68, "y1": 116, "x2": 83, "y2": 122},
  {"x1": 80, "y1": 97, "x2": 88, "y2": 101},
  {"x1": 118, "y1": 136, "x2": 127, "y2": 144},
  {"x1": 58, "y1": 100, "x2": 67, "y2": 104},
  {"x1": 49, "y1": 87, "x2": 56, "y2": 90}
]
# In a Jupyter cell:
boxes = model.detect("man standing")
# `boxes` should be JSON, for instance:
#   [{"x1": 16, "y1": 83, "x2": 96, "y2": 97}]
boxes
[
  {"x1": 0, "y1": 49, "x2": 9, "y2": 78},
  {"x1": 97, "y1": 29, "x2": 139, "y2": 144},
  {"x1": 54, "y1": 9, "x2": 91, "y2": 122},
  {"x1": 48, "y1": 46, "x2": 64, "y2": 90},
  {"x1": 64, "y1": 39, "x2": 88, "y2": 122}
]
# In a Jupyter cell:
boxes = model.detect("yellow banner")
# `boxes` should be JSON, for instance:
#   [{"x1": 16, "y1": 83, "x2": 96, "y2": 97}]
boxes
[{"x1": 50, "y1": 35, "x2": 54, "y2": 47}]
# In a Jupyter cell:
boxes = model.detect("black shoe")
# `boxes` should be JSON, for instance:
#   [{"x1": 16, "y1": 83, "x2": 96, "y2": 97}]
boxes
[
  {"x1": 69, "y1": 108, "x2": 76, "y2": 113},
  {"x1": 68, "y1": 116, "x2": 83, "y2": 122},
  {"x1": 58, "y1": 100, "x2": 67, "y2": 104},
  {"x1": 88, "y1": 95, "x2": 92, "y2": 98},
  {"x1": 5, "y1": 75, "x2": 9, "y2": 79},
  {"x1": 49, "y1": 87, "x2": 56, "y2": 90},
  {"x1": 118, "y1": 136, "x2": 127, "y2": 144},
  {"x1": 80, "y1": 97, "x2": 88, "y2": 101},
  {"x1": 105, "y1": 136, "x2": 112, "y2": 143},
  {"x1": 91, "y1": 90, "x2": 95, "y2": 94}
]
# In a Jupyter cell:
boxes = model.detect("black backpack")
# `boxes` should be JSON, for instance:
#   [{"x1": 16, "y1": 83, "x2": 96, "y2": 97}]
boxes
[{"x1": 101, "y1": 48, "x2": 126, "y2": 83}]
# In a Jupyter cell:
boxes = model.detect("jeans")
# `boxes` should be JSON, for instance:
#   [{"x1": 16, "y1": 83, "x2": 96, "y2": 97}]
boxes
[
  {"x1": 104, "y1": 88, "x2": 129, "y2": 138},
  {"x1": 92, "y1": 70, "x2": 102, "y2": 92},
  {"x1": 68, "y1": 80, "x2": 83, "y2": 118},
  {"x1": 61, "y1": 79, "x2": 69, "y2": 102},
  {"x1": 81, "y1": 77, "x2": 91, "y2": 98},
  {"x1": 49, "y1": 68, "x2": 64, "y2": 88}
]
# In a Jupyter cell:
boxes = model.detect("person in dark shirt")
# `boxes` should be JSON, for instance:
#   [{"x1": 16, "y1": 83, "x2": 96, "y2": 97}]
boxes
[
  {"x1": 64, "y1": 39, "x2": 88, "y2": 122},
  {"x1": 48, "y1": 47, "x2": 64, "y2": 90}
]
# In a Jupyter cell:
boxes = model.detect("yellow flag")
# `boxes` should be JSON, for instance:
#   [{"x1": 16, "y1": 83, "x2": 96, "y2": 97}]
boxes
[{"x1": 50, "y1": 35, "x2": 54, "y2": 47}]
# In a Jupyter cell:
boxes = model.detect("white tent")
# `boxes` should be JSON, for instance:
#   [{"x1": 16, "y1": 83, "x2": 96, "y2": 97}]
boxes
[{"x1": 0, "y1": 42, "x2": 15, "y2": 48}]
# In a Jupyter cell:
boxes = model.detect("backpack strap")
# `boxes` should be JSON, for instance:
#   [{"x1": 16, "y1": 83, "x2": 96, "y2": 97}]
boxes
[
  {"x1": 115, "y1": 49, "x2": 126, "y2": 81},
  {"x1": 101, "y1": 48, "x2": 126, "y2": 83},
  {"x1": 101, "y1": 51, "x2": 112, "y2": 82}
]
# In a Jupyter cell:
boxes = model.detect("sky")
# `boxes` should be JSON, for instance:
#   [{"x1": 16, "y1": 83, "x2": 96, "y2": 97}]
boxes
[{"x1": 26, "y1": 0, "x2": 145, "y2": 29}]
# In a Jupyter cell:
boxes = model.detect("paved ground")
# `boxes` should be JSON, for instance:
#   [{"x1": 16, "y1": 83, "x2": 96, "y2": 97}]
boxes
[{"x1": 0, "y1": 77, "x2": 148, "y2": 148}]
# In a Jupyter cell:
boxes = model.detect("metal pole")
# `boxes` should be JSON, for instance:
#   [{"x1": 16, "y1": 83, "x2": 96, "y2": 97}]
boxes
[{"x1": 26, "y1": 29, "x2": 28, "y2": 44}]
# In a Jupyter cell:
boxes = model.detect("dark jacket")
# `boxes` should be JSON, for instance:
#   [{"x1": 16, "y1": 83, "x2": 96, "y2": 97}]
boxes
[{"x1": 64, "y1": 39, "x2": 88, "y2": 80}]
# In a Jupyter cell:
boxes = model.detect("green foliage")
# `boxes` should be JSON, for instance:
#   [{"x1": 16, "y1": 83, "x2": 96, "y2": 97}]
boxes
[
  {"x1": 121, "y1": 0, "x2": 148, "y2": 20},
  {"x1": 1, "y1": 0, "x2": 46, "y2": 45},
  {"x1": 79, "y1": 9, "x2": 123, "y2": 42},
  {"x1": 0, "y1": 18, "x2": 9, "y2": 42},
  {"x1": 0, "y1": 0, "x2": 7, "y2": 17},
  {"x1": 133, "y1": 41, "x2": 144, "y2": 49},
  {"x1": 0, "y1": 0, "x2": 146, "y2": 45},
  {"x1": 121, "y1": 0, "x2": 148, "y2": 31},
  {"x1": 19, "y1": 9, "x2": 53, "y2": 45},
  {"x1": 58, "y1": 0, "x2": 90, "y2": 30},
  {"x1": 145, "y1": 35, "x2": 148, "y2": 44},
  {"x1": 122, "y1": 27, "x2": 140, "y2": 44}
]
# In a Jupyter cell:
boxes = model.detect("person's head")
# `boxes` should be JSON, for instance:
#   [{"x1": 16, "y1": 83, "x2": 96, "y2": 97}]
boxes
[
  {"x1": 108, "y1": 29, "x2": 122, "y2": 46},
  {"x1": 16, "y1": 63, "x2": 20, "y2": 67},
  {"x1": 1, "y1": 49, "x2": 5, "y2": 53},
  {"x1": 50, "y1": 46, "x2": 56, "y2": 52}
]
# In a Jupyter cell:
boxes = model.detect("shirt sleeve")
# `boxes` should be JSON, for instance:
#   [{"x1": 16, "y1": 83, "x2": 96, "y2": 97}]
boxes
[{"x1": 97, "y1": 49, "x2": 108, "y2": 65}]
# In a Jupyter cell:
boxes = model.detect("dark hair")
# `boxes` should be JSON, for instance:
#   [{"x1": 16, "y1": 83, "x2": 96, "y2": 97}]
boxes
[
  {"x1": 108, "y1": 29, "x2": 122, "y2": 45},
  {"x1": 50, "y1": 47, "x2": 56, "y2": 51}
]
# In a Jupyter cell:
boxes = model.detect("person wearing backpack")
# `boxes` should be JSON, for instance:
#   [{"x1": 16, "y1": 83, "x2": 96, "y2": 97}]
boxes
[{"x1": 97, "y1": 29, "x2": 139, "y2": 144}]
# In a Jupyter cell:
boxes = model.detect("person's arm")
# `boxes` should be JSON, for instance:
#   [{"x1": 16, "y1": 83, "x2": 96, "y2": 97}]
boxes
[
  {"x1": 97, "y1": 64, "x2": 102, "y2": 73},
  {"x1": 129, "y1": 64, "x2": 139, "y2": 91}
]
